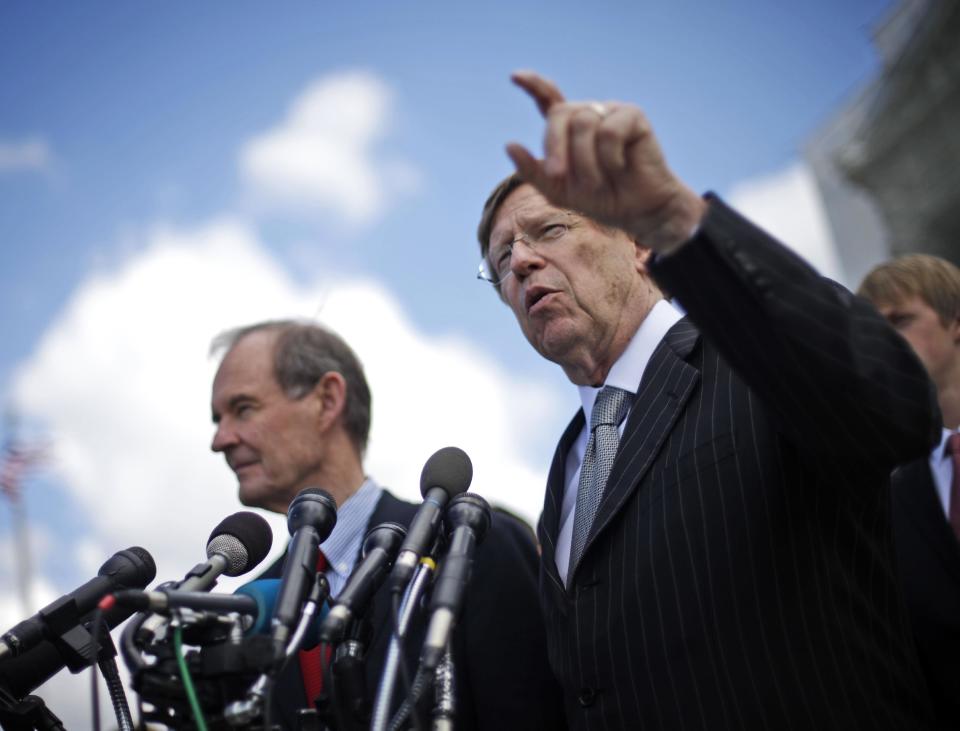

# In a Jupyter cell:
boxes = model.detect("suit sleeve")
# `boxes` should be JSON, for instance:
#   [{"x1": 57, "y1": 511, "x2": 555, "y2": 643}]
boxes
[
  {"x1": 455, "y1": 511, "x2": 567, "y2": 730},
  {"x1": 649, "y1": 194, "x2": 939, "y2": 471}
]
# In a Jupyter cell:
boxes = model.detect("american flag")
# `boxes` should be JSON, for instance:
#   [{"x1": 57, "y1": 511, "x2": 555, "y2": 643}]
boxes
[{"x1": 0, "y1": 439, "x2": 47, "y2": 502}]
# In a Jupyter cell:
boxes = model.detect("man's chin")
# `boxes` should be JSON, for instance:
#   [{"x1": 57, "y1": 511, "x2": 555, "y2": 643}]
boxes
[
  {"x1": 530, "y1": 324, "x2": 579, "y2": 365},
  {"x1": 237, "y1": 481, "x2": 274, "y2": 511}
]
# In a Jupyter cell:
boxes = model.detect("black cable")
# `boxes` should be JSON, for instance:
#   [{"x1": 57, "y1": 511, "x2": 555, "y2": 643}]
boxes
[
  {"x1": 119, "y1": 611, "x2": 149, "y2": 673},
  {"x1": 387, "y1": 666, "x2": 432, "y2": 731}
]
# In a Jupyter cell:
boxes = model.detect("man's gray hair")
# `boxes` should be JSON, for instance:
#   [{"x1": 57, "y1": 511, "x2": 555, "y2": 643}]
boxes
[
  {"x1": 211, "y1": 320, "x2": 372, "y2": 456},
  {"x1": 477, "y1": 172, "x2": 525, "y2": 258}
]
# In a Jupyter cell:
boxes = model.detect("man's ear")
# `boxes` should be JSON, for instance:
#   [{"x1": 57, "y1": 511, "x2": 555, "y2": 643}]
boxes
[
  {"x1": 634, "y1": 238, "x2": 654, "y2": 274},
  {"x1": 314, "y1": 371, "x2": 348, "y2": 431},
  {"x1": 950, "y1": 315, "x2": 960, "y2": 345}
]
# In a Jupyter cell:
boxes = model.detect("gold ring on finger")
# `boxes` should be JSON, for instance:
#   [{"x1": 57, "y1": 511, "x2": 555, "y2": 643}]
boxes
[{"x1": 588, "y1": 102, "x2": 609, "y2": 118}]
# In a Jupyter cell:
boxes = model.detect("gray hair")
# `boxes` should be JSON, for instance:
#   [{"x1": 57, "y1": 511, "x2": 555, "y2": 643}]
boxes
[
  {"x1": 477, "y1": 172, "x2": 525, "y2": 259},
  {"x1": 211, "y1": 320, "x2": 372, "y2": 456}
]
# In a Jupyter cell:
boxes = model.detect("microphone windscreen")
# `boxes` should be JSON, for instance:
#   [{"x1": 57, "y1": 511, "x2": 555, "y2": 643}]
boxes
[
  {"x1": 99, "y1": 546, "x2": 157, "y2": 591},
  {"x1": 207, "y1": 511, "x2": 273, "y2": 576},
  {"x1": 287, "y1": 487, "x2": 337, "y2": 540},
  {"x1": 420, "y1": 446, "x2": 473, "y2": 498},
  {"x1": 234, "y1": 578, "x2": 328, "y2": 649}
]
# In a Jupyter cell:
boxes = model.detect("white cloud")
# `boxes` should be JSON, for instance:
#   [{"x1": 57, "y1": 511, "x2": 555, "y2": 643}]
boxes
[
  {"x1": 726, "y1": 161, "x2": 843, "y2": 281},
  {"x1": 0, "y1": 138, "x2": 52, "y2": 173},
  {"x1": 239, "y1": 70, "x2": 420, "y2": 224}
]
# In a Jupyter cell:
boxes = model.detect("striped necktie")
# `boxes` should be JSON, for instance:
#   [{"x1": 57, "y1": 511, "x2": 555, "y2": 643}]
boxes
[{"x1": 569, "y1": 386, "x2": 631, "y2": 577}]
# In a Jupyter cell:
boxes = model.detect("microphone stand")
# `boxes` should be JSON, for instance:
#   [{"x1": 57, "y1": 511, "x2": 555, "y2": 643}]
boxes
[
  {"x1": 98, "y1": 651, "x2": 134, "y2": 731},
  {"x1": 370, "y1": 559, "x2": 436, "y2": 731},
  {"x1": 89, "y1": 609, "x2": 135, "y2": 731}
]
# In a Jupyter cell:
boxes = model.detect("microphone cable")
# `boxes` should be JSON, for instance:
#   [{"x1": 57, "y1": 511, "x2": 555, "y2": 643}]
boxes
[
  {"x1": 388, "y1": 663, "x2": 432, "y2": 731},
  {"x1": 171, "y1": 610, "x2": 208, "y2": 731}
]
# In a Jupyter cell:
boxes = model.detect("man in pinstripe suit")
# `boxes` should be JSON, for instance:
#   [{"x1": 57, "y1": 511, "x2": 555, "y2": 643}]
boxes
[{"x1": 475, "y1": 71, "x2": 940, "y2": 729}]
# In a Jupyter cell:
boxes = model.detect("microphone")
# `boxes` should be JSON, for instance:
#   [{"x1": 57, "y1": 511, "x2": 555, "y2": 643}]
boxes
[
  {"x1": 0, "y1": 547, "x2": 156, "y2": 699},
  {"x1": 234, "y1": 578, "x2": 329, "y2": 648},
  {"x1": 420, "y1": 493, "x2": 491, "y2": 672},
  {"x1": 111, "y1": 589, "x2": 259, "y2": 615},
  {"x1": 388, "y1": 447, "x2": 473, "y2": 594},
  {"x1": 0, "y1": 547, "x2": 156, "y2": 662},
  {"x1": 320, "y1": 522, "x2": 406, "y2": 643},
  {"x1": 171, "y1": 511, "x2": 273, "y2": 592},
  {"x1": 270, "y1": 488, "x2": 337, "y2": 648}
]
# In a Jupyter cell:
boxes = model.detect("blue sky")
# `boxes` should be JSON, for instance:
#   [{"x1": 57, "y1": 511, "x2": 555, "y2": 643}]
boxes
[
  {"x1": 1, "y1": 0, "x2": 889, "y2": 380},
  {"x1": 0, "y1": 0, "x2": 894, "y2": 720}
]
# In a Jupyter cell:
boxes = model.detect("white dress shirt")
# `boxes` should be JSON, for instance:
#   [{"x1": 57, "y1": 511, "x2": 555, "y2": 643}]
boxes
[
  {"x1": 555, "y1": 299, "x2": 684, "y2": 583},
  {"x1": 928, "y1": 428, "x2": 955, "y2": 519}
]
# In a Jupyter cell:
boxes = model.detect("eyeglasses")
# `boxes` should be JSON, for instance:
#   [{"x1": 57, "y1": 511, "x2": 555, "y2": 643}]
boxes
[{"x1": 477, "y1": 214, "x2": 576, "y2": 287}]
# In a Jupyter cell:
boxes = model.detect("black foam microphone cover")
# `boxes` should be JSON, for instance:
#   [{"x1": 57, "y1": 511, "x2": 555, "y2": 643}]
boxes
[
  {"x1": 419, "y1": 446, "x2": 473, "y2": 498},
  {"x1": 207, "y1": 511, "x2": 273, "y2": 576}
]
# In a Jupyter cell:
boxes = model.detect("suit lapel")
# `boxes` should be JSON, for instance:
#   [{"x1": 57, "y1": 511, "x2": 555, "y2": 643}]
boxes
[
  {"x1": 540, "y1": 411, "x2": 586, "y2": 592},
  {"x1": 568, "y1": 318, "x2": 701, "y2": 583},
  {"x1": 893, "y1": 459, "x2": 960, "y2": 584}
]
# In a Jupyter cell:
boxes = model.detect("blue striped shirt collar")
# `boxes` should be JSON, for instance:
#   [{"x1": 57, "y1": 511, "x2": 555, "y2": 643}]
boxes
[{"x1": 319, "y1": 477, "x2": 382, "y2": 593}]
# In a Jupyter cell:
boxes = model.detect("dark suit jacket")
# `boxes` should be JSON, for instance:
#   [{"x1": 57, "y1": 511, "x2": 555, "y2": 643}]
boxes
[
  {"x1": 538, "y1": 196, "x2": 940, "y2": 730},
  {"x1": 265, "y1": 489, "x2": 566, "y2": 730},
  {"x1": 891, "y1": 459, "x2": 960, "y2": 729}
]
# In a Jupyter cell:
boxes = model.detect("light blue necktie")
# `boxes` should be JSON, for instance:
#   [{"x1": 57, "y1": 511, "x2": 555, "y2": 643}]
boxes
[{"x1": 569, "y1": 386, "x2": 631, "y2": 577}]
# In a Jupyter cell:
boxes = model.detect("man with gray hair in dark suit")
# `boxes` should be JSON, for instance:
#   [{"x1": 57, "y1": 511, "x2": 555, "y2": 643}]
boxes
[
  {"x1": 474, "y1": 71, "x2": 939, "y2": 729},
  {"x1": 209, "y1": 319, "x2": 564, "y2": 729}
]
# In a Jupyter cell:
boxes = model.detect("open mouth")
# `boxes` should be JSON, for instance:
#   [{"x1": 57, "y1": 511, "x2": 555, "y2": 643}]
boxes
[{"x1": 525, "y1": 287, "x2": 555, "y2": 313}]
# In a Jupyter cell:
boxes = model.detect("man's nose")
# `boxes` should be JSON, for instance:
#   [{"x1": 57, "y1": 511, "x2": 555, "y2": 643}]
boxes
[
  {"x1": 211, "y1": 422, "x2": 237, "y2": 453},
  {"x1": 509, "y1": 237, "x2": 546, "y2": 278}
]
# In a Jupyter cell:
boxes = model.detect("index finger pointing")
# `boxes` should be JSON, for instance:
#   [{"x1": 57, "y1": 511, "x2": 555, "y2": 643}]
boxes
[{"x1": 511, "y1": 70, "x2": 566, "y2": 117}]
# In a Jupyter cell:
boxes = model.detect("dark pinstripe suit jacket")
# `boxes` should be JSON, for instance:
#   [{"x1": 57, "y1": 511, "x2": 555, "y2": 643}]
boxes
[
  {"x1": 890, "y1": 460, "x2": 960, "y2": 729},
  {"x1": 537, "y1": 197, "x2": 940, "y2": 730}
]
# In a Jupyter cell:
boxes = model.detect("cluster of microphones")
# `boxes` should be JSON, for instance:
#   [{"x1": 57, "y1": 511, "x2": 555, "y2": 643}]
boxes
[{"x1": 0, "y1": 446, "x2": 489, "y2": 731}]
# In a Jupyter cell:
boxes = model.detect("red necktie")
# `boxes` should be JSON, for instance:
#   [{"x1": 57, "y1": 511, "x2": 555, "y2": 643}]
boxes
[
  {"x1": 299, "y1": 551, "x2": 333, "y2": 706},
  {"x1": 946, "y1": 434, "x2": 960, "y2": 541}
]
